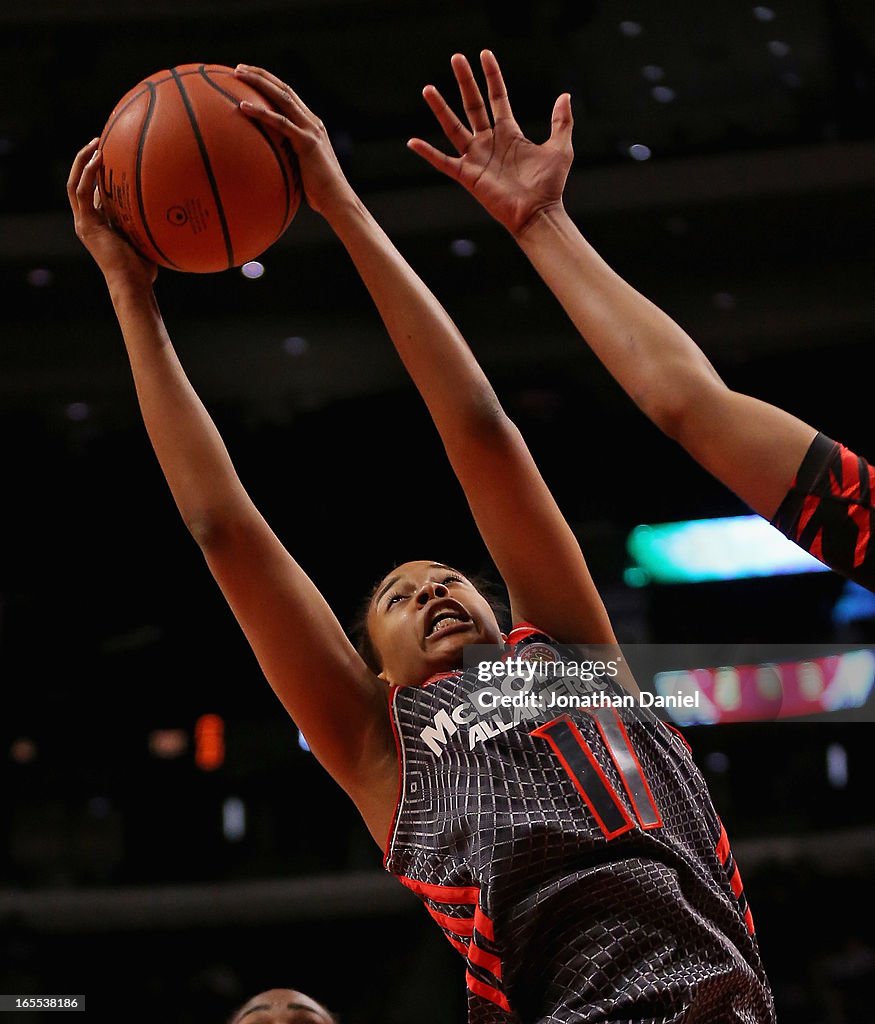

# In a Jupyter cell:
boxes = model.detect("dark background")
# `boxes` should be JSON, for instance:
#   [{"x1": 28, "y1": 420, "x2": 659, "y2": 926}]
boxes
[{"x1": 2, "y1": 1, "x2": 875, "y2": 1021}]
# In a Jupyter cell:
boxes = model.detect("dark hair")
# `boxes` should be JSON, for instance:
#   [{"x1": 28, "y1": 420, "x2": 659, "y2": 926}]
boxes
[
  {"x1": 226, "y1": 996, "x2": 340, "y2": 1024},
  {"x1": 349, "y1": 564, "x2": 510, "y2": 674}
]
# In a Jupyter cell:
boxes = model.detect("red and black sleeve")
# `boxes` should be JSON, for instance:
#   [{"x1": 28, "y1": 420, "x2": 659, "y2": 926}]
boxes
[{"x1": 772, "y1": 432, "x2": 875, "y2": 592}]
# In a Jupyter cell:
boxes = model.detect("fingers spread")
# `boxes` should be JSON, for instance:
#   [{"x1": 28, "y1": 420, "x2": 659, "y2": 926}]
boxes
[
  {"x1": 422, "y1": 85, "x2": 472, "y2": 154},
  {"x1": 480, "y1": 50, "x2": 514, "y2": 123},
  {"x1": 450, "y1": 53, "x2": 491, "y2": 133},
  {"x1": 407, "y1": 137, "x2": 462, "y2": 180}
]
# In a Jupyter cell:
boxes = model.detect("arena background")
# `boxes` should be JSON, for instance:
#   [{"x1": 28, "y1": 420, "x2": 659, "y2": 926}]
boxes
[{"x1": 2, "y1": 1, "x2": 875, "y2": 1020}]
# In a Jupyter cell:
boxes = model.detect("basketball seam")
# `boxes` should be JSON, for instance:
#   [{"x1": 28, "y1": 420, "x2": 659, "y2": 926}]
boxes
[
  {"x1": 197, "y1": 65, "x2": 295, "y2": 236},
  {"x1": 170, "y1": 67, "x2": 235, "y2": 270},
  {"x1": 101, "y1": 67, "x2": 218, "y2": 137},
  {"x1": 134, "y1": 82, "x2": 180, "y2": 269}
]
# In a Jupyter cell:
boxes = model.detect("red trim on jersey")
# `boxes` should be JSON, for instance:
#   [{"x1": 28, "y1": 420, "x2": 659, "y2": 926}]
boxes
[
  {"x1": 397, "y1": 875, "x2": 480, "y2": 903},
  {"x1": 664, "y1": 722, "x2": 693, "y2": 756},
  {"x1": 532, "y1": 715, "x2": 634, "y2": 840},
  {"x1": 507, "y1": 622, "x2": 541, "y2": 644},
  {"x1": 715, "y1": 823, "x2": 756, "y2": 934},
  {"x1": 473, "y1": 904, "x2": 495, "y2": 941},
  {"x1": 445, "y1": 933, "x2": 471, "y2": 957},
  {"x1": 468, "y1": 940, "x2": 503, "y2": 980},
  {"x1": 396, "y1": 876, "x2": 504, "y2": 982},
  {"x1": 850, "y1": 502, "x2": 869, "y2": 568},
  {"x1": 716, "y1": 823, "x2": 731, "y2": 865},
  {"x1": 797, "y1": 493, "x2": 820, "y2": 538},
  {"x1": 382, "y1": 686, "x2": 405, "y2": 869},
  {"x1": 425, "y1": 905, "x2": 475, "y2": 937},
  {"x1": 466, "y1": 971, "x2": 512, "y2": 1012},
  {"x1": 419, "y1": 669, "x2": 464, "y2": 688}
]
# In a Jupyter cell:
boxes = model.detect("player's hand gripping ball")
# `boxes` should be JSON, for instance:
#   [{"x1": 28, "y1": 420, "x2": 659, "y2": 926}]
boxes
[{"x1": 97, "y1": 63, "x2": 301, "y2": 273}]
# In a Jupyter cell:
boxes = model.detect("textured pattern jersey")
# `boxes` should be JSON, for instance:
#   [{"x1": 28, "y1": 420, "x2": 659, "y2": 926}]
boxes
[
  {"x1": 773, "y1": 431, "x2": 874, "y2": 592},
  {"x1": 384, "y1": 626, "x2": 775, "y2": 1023}
]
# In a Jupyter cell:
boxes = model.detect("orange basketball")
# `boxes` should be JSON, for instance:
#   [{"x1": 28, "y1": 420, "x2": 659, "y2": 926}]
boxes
[{"x1": 97, "y1": 64, "x2": 301, "y2": 273}]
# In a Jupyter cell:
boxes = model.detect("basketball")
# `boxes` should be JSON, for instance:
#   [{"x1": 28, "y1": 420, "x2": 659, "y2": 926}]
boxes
[{"x1": 97, "y1": 63, "x2": 301, "y2": 273}]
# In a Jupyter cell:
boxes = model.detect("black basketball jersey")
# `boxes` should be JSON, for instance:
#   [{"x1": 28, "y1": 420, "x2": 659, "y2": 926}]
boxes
[{"x1": 383, "y1": 625, "x2": 775, "y2": 1024}]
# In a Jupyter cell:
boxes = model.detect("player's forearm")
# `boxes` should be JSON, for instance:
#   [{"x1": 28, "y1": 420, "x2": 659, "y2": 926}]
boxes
[
  {"x1": 106, "y1": 278, "x2": 250, "y2": 535},
  {"x1": 517, "y1": 206, "x2": 724, "y2": 434},
  {"x1": 323, "y1": 194, "x2": 507, "y2": 441}
]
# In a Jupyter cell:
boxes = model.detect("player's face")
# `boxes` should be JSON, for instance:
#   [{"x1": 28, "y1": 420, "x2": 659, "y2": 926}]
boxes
[
  {"x1": 367, "y1": 560, "x2": 503, "y2": 686},
  {"x1": 231, "y1": 988, "x2": 334, "y2": 1024}
]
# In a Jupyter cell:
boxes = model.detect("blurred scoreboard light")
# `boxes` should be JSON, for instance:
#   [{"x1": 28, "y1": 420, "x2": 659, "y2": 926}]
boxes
[
  {"x1": 654, "y1": 649, "x2": 875, "y2": 725},
  {"x1": 625, "y1": 515, "x2": 831, "y2": 584}
]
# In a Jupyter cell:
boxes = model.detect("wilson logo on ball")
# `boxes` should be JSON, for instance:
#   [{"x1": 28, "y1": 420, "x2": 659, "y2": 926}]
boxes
[{"x1": 166, "y1": 206, "x2": 189, "y2": 226}]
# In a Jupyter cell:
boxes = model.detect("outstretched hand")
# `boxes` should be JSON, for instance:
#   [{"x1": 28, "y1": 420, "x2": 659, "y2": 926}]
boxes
[
  {"x1": 67, "y1": 139, "x2": 157, "y2": 288},
  {"x1": 408, "y1": 50, "x2": 574, "y2": 237},
  {"x1": 234, "y1": 64, "x2": 354, "y2": 218}
]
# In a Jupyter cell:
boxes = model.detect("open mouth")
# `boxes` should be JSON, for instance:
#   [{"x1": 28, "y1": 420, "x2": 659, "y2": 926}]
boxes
[{"x1": 425, "y1": 605, "x2": 472, "y2": 639}]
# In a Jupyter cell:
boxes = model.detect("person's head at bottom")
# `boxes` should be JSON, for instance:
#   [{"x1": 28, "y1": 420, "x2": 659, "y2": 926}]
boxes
[{"x1": 229, "y1": 988, "x2": 339, "y2": 1024}]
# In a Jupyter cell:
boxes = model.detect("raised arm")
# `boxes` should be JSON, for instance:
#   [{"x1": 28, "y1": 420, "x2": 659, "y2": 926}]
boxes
[
  {"x1": 407, "y1": 51, "x2": 819, "y2": 522},
  {"x1": 67, "y1": 142, "x2": 394, "y2": 838},
  {"x1": 236, "y1": 65, "x2": 614, "y2": 645}
]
